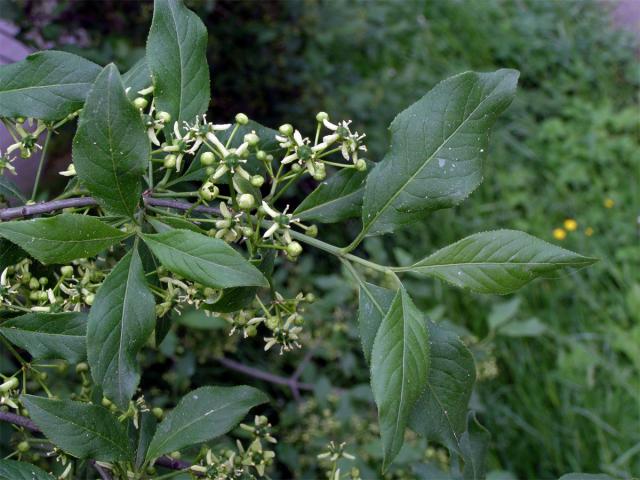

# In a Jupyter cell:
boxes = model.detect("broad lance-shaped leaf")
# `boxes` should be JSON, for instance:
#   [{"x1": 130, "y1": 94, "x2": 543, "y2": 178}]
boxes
[
  {"x1": 0, "y1": 176, "x2": 26, "y2": 204},
  {"x1": 370, "y1": 287, "x2": 430, "y2": 469},
  {"x1": 0, "y1": 214, "x2": 130, "y2": 264},
  {"x1": 0, "y1": 51, "x2": 101, "y2": 121},
  {"x1": 145, "y1": 385, "x2": 268, "y2": 460},
  {"x1": 0, "y1": 460, "x2": 54, "y2": 480},
  {"x1": 122, "y1": 57, "x2": 152, "y2": 99},
  {"x1": 142, "y1": 229, "x2": 268, "y2": 289},
  {"x1": 361, "y1": 69, "x2": 519, "y2": 236},
  {"x1": 73, "y1": 64, "x2": 150, "y2": 217},
  {"x1": 0, "y1": 312, "x2": 87, "y2": 363},
  {"x1": 294, "y1": 166, "x2": 368, "y2": 223},
  {"x1": 147, "y1": 0, "x2": 210, "y2": 123},
  {"x1": 87, "y1": 247, "x2": 156, "y2": 409},
  {"x1": 0, "y1": 238, "x2": 25, "y2": 271},
  {"x1": 21, "y1": 395, "x2": 132, "y2": 462},
  {"x1": 399, "y1": 229, "x2": 597, "y2": 294},
  {"x1": 359, "y1": 282, "x2": 478, "y2": 476},
  {"x1": 459, "y1": 414, "x2": 491, "y2": 480}
]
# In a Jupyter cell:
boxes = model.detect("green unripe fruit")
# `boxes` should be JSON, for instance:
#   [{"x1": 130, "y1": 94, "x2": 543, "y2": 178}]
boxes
[
  {"x1": 244, "y1": 132, "x2": 260, "y2": 146},
  {"x1": 75, "y1": 362, "x2": 89, "y2": 374},
  {"x1": 0, "y1": 377, "x2": 19, "y2": 392},
  {"x1": 278, "y1": 123, "x2": 293, "y2": 136},
  {"x1": 199, "y1": 183, "x2": 219, "y2": 201},
  {"x1": 29, "y1": 278, "x2": 40, "y2": 290},
  {"x1": 237, "y1": 193, "x2": 255, "y2": 210},
  {"x1": 316, "y1": 111, "x2": 329, "y2": 122},
  {"x1": 60, "y1": 265, "x2": 74, "y2": 278},
  {"x1": 256, "y1": 150, "x2": 267, "y2": 161},
  {"x1": 245, "y1": 325, "x2": 258, "y2": 337},
  {"x1": 250, "y1": 175, "x2": 265, "y2": 187},
  {"x1": 17, "y1": 441, "x2": 30, "y2": 453},
  {"x1": 133, "y1": 97, "x2": 148, "y2": 110},
  {"x1": 235, "y1": 113, "x2": 249, "y2": 125},
  {"x1": 355, "y1": 159, "x2": 367, "y2": 171},
  {"x1": 170, "y1": 451, "x2": 182, "y2": 460},
  {"x1": 156, "y1": 111, "x2": 171, "y2": 123},
  {"x1": 38, "y1": 277, "x2": 48, "y2": 286},
  {"x1": 29, "y1": 291, "x2": 40, "y2": 301},
  {"x1": 305, "y1": 293, "x2": 316, "y2": 303},
  {"x1": 286, "y1": 241, "x2": 303, "y2": 257},
  {"x1": 163, "y1": 154, "x2": 177, "y2": 169},
  {"x1": 152, "y1": 407, "x2": 164, "y2": 419},
  {"x1": 38, "y1": 291, "x2": 48, "y2": 302},
  {"x1": 200, "y1": 151, "x2": 215, "y2": 166}
]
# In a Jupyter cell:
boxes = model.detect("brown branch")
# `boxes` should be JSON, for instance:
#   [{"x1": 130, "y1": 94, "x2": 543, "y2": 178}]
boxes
[
  {"x1": 90, "y1": 461, "x2": 112, "y2": 480},
  {"x1": 217, "y1": 356, "x2": 315, "y2": 392},
  {"x1": 0, "y1": 410, "x2": 39, "y2": 431},
  {"x1": 0, "y1": 196, "x2": 220, "y2": 221}
]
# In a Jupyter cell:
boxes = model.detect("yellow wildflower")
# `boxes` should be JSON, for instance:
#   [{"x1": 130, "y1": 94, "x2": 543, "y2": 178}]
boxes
[
  {"x1": 604, "y1": 198, "x2": 615, "y2": 208},
  {"x1": 553, "y1": 228, "x2": 567, "y2": 240},
  {"x1": 585, "y1": 227, "x2": 594, "y2": 237},
  {"x1": 563, "y1": 218, "x2": 578, "y2": 231}
]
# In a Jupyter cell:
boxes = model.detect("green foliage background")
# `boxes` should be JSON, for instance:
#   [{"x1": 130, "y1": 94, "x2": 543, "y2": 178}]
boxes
[{"x1": 1, "y1": 0, "x2": 638, "y2": 478}]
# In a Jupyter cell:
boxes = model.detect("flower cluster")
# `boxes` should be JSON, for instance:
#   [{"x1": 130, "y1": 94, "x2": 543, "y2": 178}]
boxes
[
  {"x1": 317, "y1": 441, "x2": 360, "y2": 480},
  {"x1": 552, "y1": 217, "x2": 594, "y2": 240},
  {"x1": 188, "y1": 415, "x2": 277, "y2": 479},
  {"x1": 0, "y1": 117, "x2": 49, "y2": 175},
  {"x1": 0, "y1": 259, "x2": 104, "y2": 313}
]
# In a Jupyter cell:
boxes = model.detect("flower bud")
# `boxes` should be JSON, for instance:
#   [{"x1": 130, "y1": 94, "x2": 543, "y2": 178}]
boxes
[
  {"x1": 316, "y1": 111, "x2": 329, "y2": 122},
  {"x1": 38, "y1": 277, "x2": 48, "y2": 286},
  {"x1": 17, "y1": 441, "x2": 30, "y2": 453},
  {"x1": 250, "y1": 175, "x2": 265, "y2": 187},
  {"x1": 355, "y1": 159, "x2": 367, "y2": 171},
  {"x1": 306, "y1": 225, "x2": 318, "y2": 237},
  {"x1": 60, "y1": 266, "x2": 74, "y2": 278},
  {"x1": 238, "y1": 193, "x2": 256, "y2": 210},
  {"x1": 244, "y1": 132, "x2": 260, "y2": 146},
  {"x1": 101, "y1": 397, "x2": 112, "y2": 408},
  {"x1": 200, "y1": 151, "x2": 215, "y2": 166},
  {"x1": 163, "y1": 154, "x2": 177, "y2": 169},
  {"x1": 0, "y1": 377, "x2": 19, "y2": 392},
  {"x1": 245, "y1": 325, "x2": 258, "y2": 337},
  {"x1": 152, "y1": 407, "x2": 164, "y2": 419},
  {"x1": 156, "y1": 111, "x2": 171, "y2": 123},
  {"x1": 312, "y1": 163, "x2": 326, "y2": 181},
  {"x1": 278, "y1": 123, "x2": 294, "y2": 136},
  {"x1": 29, "y1": 278, "x2": 40, "y2": 290},
  {"x1": 241, "y1": 226, "x2": 254, "y2": 237},
  {"x1": 305, "y1": 293, "x2": 316, "y2": 303},
  {"x1": 286, "y1": 241, "x2": 303, "y2": 257},
  {"x1": 205, "y1": 166, "x2": 215, "y2": 176},
  {"x1": 235, "y1": 113, "x2": 249, "y2": 125},
  {"x1": 265, "y1": 316, "x2": 279, "y2": 330},
  {"x1": 291, "y1": 163, "x2": 302, "y2": 172},
  {"x1": 256, "y1": 150, "x2": 267, "y2": 161},
  {"x1": 38, "y1": 291, "x2": 48, "y2": 302},
  {"x1": 133, "y1": 97, "x2": 148, "y2": 110},
  {"x1": 170, "y1": 451, "x2": 182, "y2": 460},
  {"x1": 75, "y1": 362, "x2": 89, "y2": 374},
  {"x1": 199, "y1": 182, "x2": 219, "y2": 201},
  {"x1": 85, "y1": 293, "x2": 95, "y2": 306}
]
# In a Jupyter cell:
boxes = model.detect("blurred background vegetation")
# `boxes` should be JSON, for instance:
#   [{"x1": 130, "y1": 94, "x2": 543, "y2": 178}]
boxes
[{"x1": 1, "y1": 0, "x2": 638, "y2": 478}]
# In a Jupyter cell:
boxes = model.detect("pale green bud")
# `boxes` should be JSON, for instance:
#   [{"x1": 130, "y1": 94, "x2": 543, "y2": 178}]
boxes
[
  {"x1": 0, "y1": 377, "x2": 19, "y2": 392},
  {"x1": 278, "y1": 123, "x2": 293, "y2": 136},
  {"x1": 316, "y1": 111, "x2": 329, "y2": 122},
  {"x1": 156, "y1": 111, "x2": 171, "y2": 123},
  {"x1": 306, "y1": 225, "x2": 318, "y2": 237},
  {"x1": 164, "y1": 154, "x2": 177, "y2": 169},
  {"x1": 250, "y1": 175, "x2": 265, "y2": 187},
  {"x1": 244, "y1": 132, "x2": 260, "y2": 146},
  {"x1": 286, "y1": 241, "x2": 303, "y2": 257},
  {"x1": 133, "y1": 97, "x2": 148, "y2": 110},
  {"x1": 60, "y1": 265, "x2": 74, "y2": 278},
  {"x1": 238, "y1": 193, "x2": 255, "y2": 210},
  {"x1": 355, "y1": 159, "x2": 367, "y2": 171},
  {"x1": 235, "y1": 113, "x2": 249, "y2": 125},
  {"x1": 200, "y1": 151, "x2": 215, "y2": 166},
  {"x1": 256, "y1": 150, "x2": 267, "y2": 161}
]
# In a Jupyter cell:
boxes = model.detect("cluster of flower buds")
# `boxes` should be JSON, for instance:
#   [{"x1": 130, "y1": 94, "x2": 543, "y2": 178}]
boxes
[
  {"x1": 0, "y1": 259, "x2": 104, "y2": 313},
  {"x1": 189, "y1": 415, "x2": 277, "y2": 479},
  {"x1": 0, "y1": 376, "x2": 20, "y2": 410},
  {"x1": 155, "y1": 271, "x2": 224, "y2": 317},
  {"x1": 224, "y1": 291, "x2": 314, "y2": 354}
]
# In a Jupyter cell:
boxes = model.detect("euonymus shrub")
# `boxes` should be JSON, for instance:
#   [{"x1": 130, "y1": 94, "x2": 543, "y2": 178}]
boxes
[{"x1": 0, "y1": 0, "x2": 595, "y2": 478}]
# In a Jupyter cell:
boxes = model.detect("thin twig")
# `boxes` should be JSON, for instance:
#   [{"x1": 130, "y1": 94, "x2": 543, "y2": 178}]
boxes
[
  {"x1": 0, "y1": 410, "x2": 39, "y2": 431},
  {"x1": 0, "y1": 196, "x2": 221, "y2": 221},
  {"x1": 90, "y1": 461, "x2": 113, "y2": 480},
  {"x1": 217, "y1": 356, "x2": 314, "y2": 391}
]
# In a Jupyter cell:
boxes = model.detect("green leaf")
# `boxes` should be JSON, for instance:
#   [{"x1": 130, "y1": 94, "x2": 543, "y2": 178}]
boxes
[
  {"x1": 361, "y1": 70, "x2": 519, "y2": 236},
  {"x1": 72, "y1": 63, "x2": 150, "y2": 217},
  {"x1": 0, "y1": 51, "x2": 101, "y2": 121},
  {"x1": 148, "y1": 216, "x2": 205, "y2": 234},
  {"x1": 0, "y1": 176, "x2": 26, "y2": 204},
  {"x1": 358, "y1": 283, "x2": 477, "y2": 473},
  {"x1": 357, "y1": 282, "x2": 395, "y2": 365},
  {"x1": 558, "y1": 474, "x2": 614, "y2": 480},
  {"x1": 21, "y1": 395, "x2": 132, "y2": 461},
  {"x1": 0, "y1": 312, "x2": 87, "y2": 363},
  {"x1": 135, "y1": 411, "x2": 157, "y2": 468},
  {"x1": 0, "y1": 238, "x2": 25, "y2": 271},
  {"x1": 145, "y1": 385, "x2": 268, "y2": 460},
  {"x1": 141, "y1": 229, "x2": 268, "y2": 288},
  {"x1": 294, "y1": 167, "x2": 368, "y2": 223},
  {"x1": 0, "y1": 460, "x2": 54, "y2": 480},
  {"x1": 87, "y1": 247, "x2": 156, "y2": 409},
  {"x1": 497, "y1": 317, "x2": 547, "y2": 337},
  {"x1": 203, "y1": 249, "x2": 275, "y2": 313},
  {"x1": 0, "y1": 214, "x2": 130, "y2": 264},
  {"x1": 459, "y1": 414, "x2": 491, "y2": 480},
  {"x1": 370, "y1": 287, "x2": 430, "y2": 469},
  {"x1": 400, "y1": 230, "x2": 597, "y2": 294},
  {"x1": 122, "y1": 57, "x2": 152, "y2": 99},
  {"x1": 147, "y1": 0, "x2": 210, "y2": 123},
  {"x1": 408, "y1": 322, "x2": 476, "y2": 461}
]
